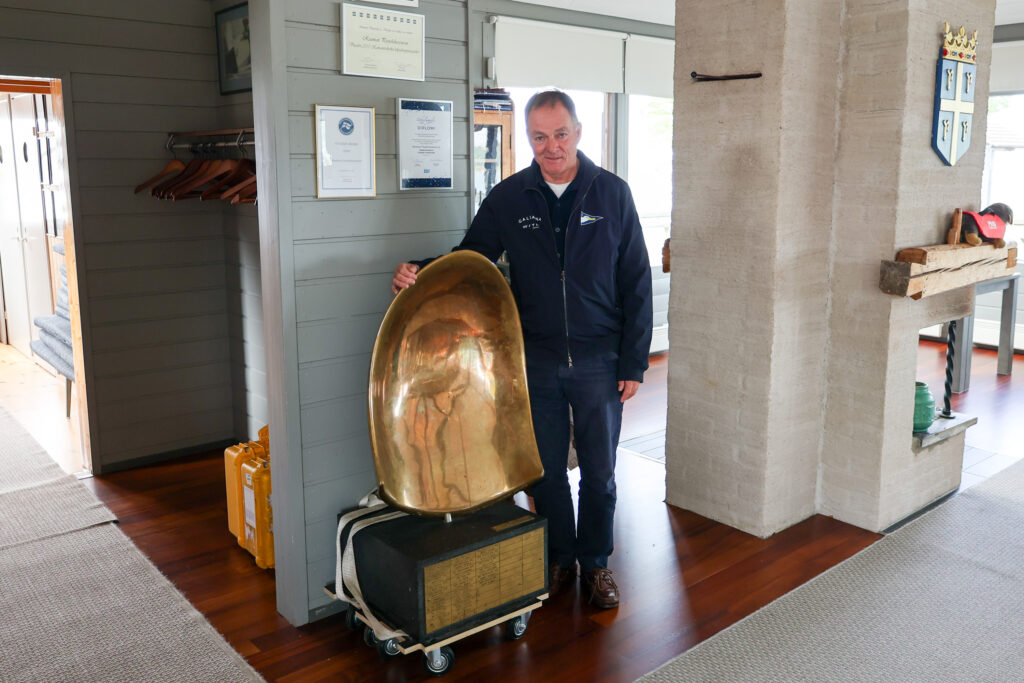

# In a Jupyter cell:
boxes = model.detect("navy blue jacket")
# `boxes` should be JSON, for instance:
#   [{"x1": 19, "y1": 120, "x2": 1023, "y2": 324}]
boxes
[{"x1": 449, "y1": 151, "x2": 653, "y2": 381}]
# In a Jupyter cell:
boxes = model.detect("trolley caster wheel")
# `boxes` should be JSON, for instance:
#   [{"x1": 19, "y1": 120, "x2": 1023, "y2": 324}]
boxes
[
  {"x1": 363, "y1": 626, "x2": 378, "y2": 649},
  {"x1": 422, "y1": 646, "x2": 455, "y2": 676},
  {"x1": 505, "y1": 611, "x2": 531, "y2": 641},
  {"x1": 377, "y1": 637, "x2": 402, "y2": 660},
  {"x1": 344, "y1": 606, "x2": 362, "y2": 632}
]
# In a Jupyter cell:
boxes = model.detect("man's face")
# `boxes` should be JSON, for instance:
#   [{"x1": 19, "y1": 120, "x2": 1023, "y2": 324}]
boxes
[{"x1": 527, "y1": 102, "x2": 581, "y2": 183}]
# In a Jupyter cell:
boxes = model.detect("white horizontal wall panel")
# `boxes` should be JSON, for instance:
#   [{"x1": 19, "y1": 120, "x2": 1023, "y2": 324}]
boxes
[{"x1": 494, "y1": 16, "x2": 625, "y2": 92}]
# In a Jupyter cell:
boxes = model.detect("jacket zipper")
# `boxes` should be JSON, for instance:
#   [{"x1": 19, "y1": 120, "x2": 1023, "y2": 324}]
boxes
[
  {"x1": 526, "y1": 176, "x2": 597, "y2": 369},
  {"x1": 561, "y1": 270, "x2": 573, "y2": 367}
]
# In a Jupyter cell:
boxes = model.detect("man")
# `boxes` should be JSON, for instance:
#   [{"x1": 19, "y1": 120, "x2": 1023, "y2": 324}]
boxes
[{"x1": 392, "y1": 90, "x2": 652, "y2": 609}]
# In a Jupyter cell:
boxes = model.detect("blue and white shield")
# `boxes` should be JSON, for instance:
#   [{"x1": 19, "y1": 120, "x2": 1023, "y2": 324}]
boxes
[{"x1": 932, "y1": 57, "x2": 976, "y2": 166}]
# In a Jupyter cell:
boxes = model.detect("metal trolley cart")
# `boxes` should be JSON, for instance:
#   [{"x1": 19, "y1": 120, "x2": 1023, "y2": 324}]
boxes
[
  {"x1": 329, "y1": 502, "x2": 548, "y2": 676},
  {"x1": 333, "y1": 252, "x2": 550, "y2": 676}
]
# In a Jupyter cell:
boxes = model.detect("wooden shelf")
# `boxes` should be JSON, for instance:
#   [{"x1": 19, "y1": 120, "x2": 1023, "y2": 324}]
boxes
[{"x1": 880, "y1": 241, "x2": 1017, "y2": 299}]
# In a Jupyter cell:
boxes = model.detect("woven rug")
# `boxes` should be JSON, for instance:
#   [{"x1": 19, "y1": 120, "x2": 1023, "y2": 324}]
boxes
[
  {"x1": 0, "y1": 406, "x2": 264, "y2": 682},
  {"x1": 639, "y1": 459, "x2": 1024, "y2": 682},
  {"x1": 0, "y1": 476, "x2": 116, "y2": 549},
  {"x1": 0, "y1": 405, "x2": 68, "y2": 492},
  {"x1": 0, "y1": 406, "x2": 115, "y2": 546}
]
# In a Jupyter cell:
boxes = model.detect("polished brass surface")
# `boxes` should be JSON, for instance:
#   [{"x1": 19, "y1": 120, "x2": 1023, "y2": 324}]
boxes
[{"x1": 369, "y1": 251, "x2": 543, "y2": 515}]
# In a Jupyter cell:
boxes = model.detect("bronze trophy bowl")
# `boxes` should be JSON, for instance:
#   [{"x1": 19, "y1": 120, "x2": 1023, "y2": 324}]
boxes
[{"x1": 368, "y1": 251, "x2": 543, "y2": 515}]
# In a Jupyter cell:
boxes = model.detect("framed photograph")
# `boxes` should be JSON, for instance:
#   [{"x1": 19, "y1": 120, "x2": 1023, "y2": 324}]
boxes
[
  {"x1": 315, "y1": 105, "x2": 376, "y2": 199},
  {"x1": 215, "y1": 3, "x2": 252, "y2": 94},
  {"x1": 342, "y1": 3, "x2": 425, "y2": 81},
  {"x1": 397, "y1": 98, "x2": 453, "y2": 190}
]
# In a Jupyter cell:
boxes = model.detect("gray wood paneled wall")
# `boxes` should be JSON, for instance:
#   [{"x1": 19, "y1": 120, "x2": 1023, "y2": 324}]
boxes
[
  {"x1": 0, "y1": 1, "x2": 243, "y2": 472},
  {"x1": 253, "y1": 0, "x2": 672, "y2": 625},
  {"x1": 4, "y1": 0, "x2": 263, "y2": 466},
  {"x1": 213, "y1": 0, "x2": 266, "y2": 442},
  {"x1": 283, "y1": 0, "x2": 470, "y2": 621}
]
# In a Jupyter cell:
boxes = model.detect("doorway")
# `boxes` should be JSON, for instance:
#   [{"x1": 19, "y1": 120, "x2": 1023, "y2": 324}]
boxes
[{"x1": 0, "y1": 75, "x2": 89, "y2": 474}]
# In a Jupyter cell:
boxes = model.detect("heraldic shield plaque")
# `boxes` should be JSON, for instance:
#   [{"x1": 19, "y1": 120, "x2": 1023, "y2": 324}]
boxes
[
  {"x1": 932, "y1": 22, "x2": 978, "y2": 166},
  {"x1": 368, "y1": 250, "x2": 544, "y2": 516}
]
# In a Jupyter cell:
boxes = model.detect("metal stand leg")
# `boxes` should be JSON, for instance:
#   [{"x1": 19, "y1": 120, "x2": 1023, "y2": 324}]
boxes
[
  {"x1": 942, "y1": 320, "x2": 956, "y2": 419},
  {"x1": 950, "y1": 314, "x2": 972, "y2": 394},
  {"x1": 998, "y1": 276, "x2": 1018, "y2": 376}
]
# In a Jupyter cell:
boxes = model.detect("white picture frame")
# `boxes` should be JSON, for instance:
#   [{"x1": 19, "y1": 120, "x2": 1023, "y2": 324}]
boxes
[
  {"x1": 342, "y1": 3, "x2": 425, "y2": 82},
  {"x1": 314, "y1": 104, "x2": 376, "y2": 199},
  {"x1": 397, "y1": 98, "x2": 454, "y2": 191}
]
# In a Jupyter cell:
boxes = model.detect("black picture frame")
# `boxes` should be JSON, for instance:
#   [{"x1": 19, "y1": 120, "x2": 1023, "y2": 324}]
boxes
[{"x1": 215, "y1": 2, "x2": 252, "y2": 95}]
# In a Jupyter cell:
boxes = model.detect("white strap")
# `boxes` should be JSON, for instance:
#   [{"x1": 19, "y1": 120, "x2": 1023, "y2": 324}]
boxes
[{"x1": 335, "y1": 505, "x2": 410, "y2": 642}]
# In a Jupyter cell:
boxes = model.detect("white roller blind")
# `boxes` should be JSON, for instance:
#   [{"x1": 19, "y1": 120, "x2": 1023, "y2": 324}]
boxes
[
  {"x1": 991, "y1": 41, "x2": 1024, "y2": 94},
  {"x1": 493, "y1": 16, "x2": 625, "y2": 93},
  {"x1": 625, "y1": 35, "x2": 674, "y2": 98}
]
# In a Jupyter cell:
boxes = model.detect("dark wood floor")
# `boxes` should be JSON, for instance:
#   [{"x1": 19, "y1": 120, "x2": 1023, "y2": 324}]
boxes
[{"x1": 82, "y1": 345, "x2": 1021, "y2": 682}]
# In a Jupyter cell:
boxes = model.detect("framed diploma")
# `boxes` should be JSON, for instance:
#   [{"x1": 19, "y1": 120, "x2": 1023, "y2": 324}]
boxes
[
  {"x1": 315, "y1": 105, "x2": 376, "y2": 199},
  {"x1": 342, "y1": 3, "x2": 425, "y2": 81},
  {"x1": 397, "y1": 98, "x2": 453, "y2": 190}
]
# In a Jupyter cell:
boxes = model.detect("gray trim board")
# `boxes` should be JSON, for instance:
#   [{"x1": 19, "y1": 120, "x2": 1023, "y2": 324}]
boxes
[{"x1": 250, "y1": 0, "x2": 309, "y2": 626}]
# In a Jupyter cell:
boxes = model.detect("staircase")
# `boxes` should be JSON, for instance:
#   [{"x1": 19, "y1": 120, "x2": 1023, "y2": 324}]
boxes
[{"x1": 29, "y1": 241, "x2": 74, "y2": 418}]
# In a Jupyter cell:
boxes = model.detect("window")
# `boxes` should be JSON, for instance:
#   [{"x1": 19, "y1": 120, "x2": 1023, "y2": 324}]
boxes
[
  {"x1": 627, "y1": 95, "x2": 673, "y2": 265},
  {"x1": 982, "y1": 94, "x2": 1024, "y2": 242}
]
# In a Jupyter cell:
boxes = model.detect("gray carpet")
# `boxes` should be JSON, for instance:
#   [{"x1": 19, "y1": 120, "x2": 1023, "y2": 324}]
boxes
[
  {"x1": 640, "y1": 458, "x2": 1024, "y2": 682},
  {"x1": 0, "y1": 524, "x2": 263, "y2": 683},
  {"x1": 0, "y1": 476, "x2": 115, "y2": 549},
  {"x1": 0, "y1": 408, "x2": 67, "y2": 492},
  {"x1": 0, "y1": 406, "x2": 264, "y2": 682}
]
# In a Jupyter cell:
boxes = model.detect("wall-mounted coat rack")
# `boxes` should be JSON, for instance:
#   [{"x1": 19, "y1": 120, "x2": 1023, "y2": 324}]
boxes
[{"x1": 134, "y1": 128, "x2": 257, "y2": 204}]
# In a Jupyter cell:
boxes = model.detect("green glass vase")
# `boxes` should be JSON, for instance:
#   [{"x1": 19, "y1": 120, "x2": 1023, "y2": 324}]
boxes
[{"x1": 913, "y1": 381, "x2": 936, "y2": 432}]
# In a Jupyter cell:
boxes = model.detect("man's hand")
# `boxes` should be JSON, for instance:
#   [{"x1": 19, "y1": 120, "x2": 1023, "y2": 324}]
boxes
[
  {"x1": 618, "y1": 380, "x2": 639, "y2": 403},
  {"x1": 392, "y1": 263, "x2": 420, "y2": 294}
]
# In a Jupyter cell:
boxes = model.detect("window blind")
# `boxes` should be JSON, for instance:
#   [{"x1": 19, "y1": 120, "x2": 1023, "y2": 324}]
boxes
[
  {"x1": 625, "y1": 35, "x2": 674, "y2": 98},
  {"x1": 991, "y1": 41, "x2": 1024, "y2": 95},
  {"x1": 493, "y1": 16, "x2": 626, "y2": 93}
]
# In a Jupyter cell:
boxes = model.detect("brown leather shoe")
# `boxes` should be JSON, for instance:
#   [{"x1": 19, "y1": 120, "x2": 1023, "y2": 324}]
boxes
[
  {"x1": 581, "y1": 568, "x2": 619, "y2": 609},
  {"x1": 548, "y1": 563, "x2": 576, "y2": 598}
]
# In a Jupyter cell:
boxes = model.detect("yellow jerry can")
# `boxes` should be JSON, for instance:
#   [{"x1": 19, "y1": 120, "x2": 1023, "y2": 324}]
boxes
[{"x1": 239, "y1": 455, "x2": 274, "y2": 569}]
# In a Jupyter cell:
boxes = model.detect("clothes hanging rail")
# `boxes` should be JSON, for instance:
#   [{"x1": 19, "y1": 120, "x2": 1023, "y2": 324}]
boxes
[
  {"x1": 165, "y1": 127, "x2": 255, "y2": 152},
  {"x1": 134, "y1": 128, "x2": 258, "y2": 201}
]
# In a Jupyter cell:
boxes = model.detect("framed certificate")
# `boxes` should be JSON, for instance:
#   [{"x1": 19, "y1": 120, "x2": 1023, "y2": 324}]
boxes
[
  {"x1": 342, "y1": 3, "x2": 425, "y2": 81},
  {"x1": 315, "y1": 105, "x2": 376, "y2": 199},
  {"x1": 397, "y1": 98, "x2": 453, "y2": 190}
]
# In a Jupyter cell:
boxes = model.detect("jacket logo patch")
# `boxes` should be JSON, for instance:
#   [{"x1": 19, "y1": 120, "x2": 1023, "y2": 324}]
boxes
[
  {"x1": 517, "y1": 215, "x2": 542, "y2": 230},
  {"x1": 580, "y1": 212, "x2": 603, "y2": 226}
]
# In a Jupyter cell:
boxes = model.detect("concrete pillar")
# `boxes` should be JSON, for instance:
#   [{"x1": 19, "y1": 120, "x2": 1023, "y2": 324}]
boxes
[
  {"x1": 821, "y1": 0, "x2": 993, "y2": 531},
  {"x1": 667, "y1": 0, "x2": 995, "y2": 536}
]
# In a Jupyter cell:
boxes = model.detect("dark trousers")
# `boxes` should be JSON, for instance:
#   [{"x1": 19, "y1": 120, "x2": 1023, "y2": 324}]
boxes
[{"x1": 527, "y1": 358, "x2": 622, "y2": 572}]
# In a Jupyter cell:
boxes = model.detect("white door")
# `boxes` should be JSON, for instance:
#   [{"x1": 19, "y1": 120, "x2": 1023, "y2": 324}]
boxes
[
  {"x1": 10, "y1": 93, "x2": 52, "y2": 336},
  {"x1": 0, "y1": 94, "x2": 31, "y2": 356}
]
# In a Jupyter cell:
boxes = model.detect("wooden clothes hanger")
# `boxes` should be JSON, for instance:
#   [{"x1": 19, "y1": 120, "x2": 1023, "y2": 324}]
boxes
[
  {"x1": 134, "y1": 159, "x2": 185, "y2": 194},
  {"x1": 220, "y1": 174, "x2": 257, "y2": 202},
  {"x1": 151, "y1": 154, "x2": 204, "y2": 198},
  {"x1": 169, "y1": 158, "x2": 238, "y2": 200},
  {"x1": 201, "y1": 159, "x2": 255, "y2": 200},
  {"x1": 230, "y1": 180, "x2": 258, "y2": 204}
]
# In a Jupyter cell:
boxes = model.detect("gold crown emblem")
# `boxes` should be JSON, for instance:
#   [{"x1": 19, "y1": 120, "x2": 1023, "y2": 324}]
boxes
[{"x1": 942, "y1": 22, "x2": 978, "y2": 63}]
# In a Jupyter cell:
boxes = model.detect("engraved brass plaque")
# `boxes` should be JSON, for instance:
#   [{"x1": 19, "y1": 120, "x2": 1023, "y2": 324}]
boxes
[
  {"x1": 423, "y1": 527, "x2": 545, "y2": 634},
  {"x1": 369, "y1": 251, "x2": 544, "y2": 515}
]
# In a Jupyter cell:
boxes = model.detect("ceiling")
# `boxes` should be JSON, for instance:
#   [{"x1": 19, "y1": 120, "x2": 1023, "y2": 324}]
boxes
[{"x1": 514, "y1": 0, "x2": 1024, "y2": 28}]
